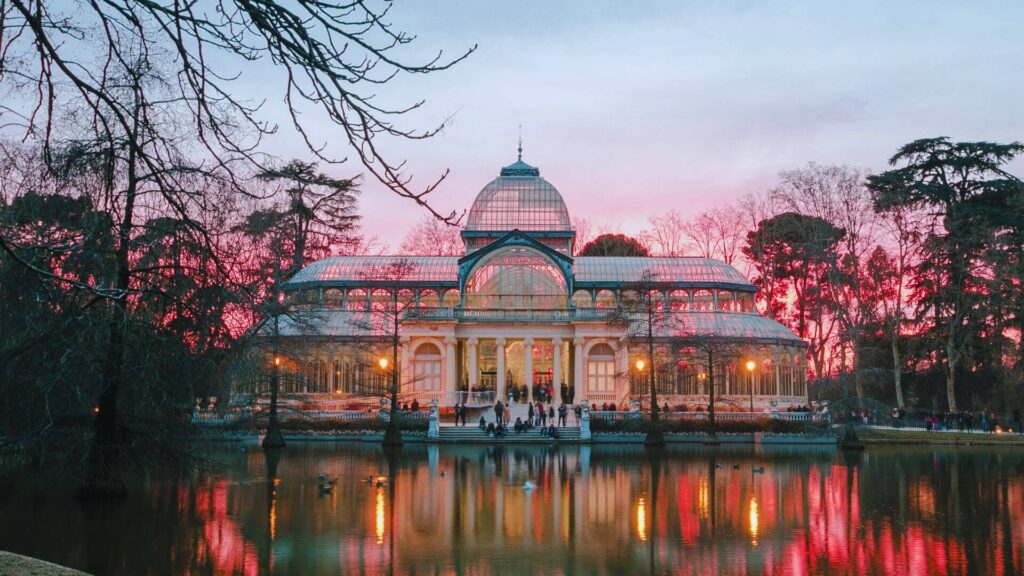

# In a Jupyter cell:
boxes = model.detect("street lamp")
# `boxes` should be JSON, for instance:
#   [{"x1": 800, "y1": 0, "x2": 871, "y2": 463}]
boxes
[
  {"x1": 746, "y1": 360, "x2": 756, "y2": 412},
  {"x1": 635, "y1": 358, "x2": 646, "y2": 372},
  {"x1": 378, "y1": 357, "x2": 389, "y2": 370}
]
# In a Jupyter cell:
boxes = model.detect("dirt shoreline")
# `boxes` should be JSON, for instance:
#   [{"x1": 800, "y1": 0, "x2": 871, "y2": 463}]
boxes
[{"x1": 0, "y1": 551, "x2": 90, "y2": 576}]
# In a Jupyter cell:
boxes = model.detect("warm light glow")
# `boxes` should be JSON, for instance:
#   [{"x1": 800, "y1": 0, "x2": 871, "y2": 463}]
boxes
[
  {"x1": 270, "y1": 478, "x2": 280, "y2": 541},
  {"x1": 636, "y1": 496, "x2": 647, "y2": 542},
  {"x1": 375, "y1": 486, "x2": 386, "y2": 545},
  {"x1": 634, "y1": 359, "x2": 646, "y2": 372},
  {"x1": 378, "y1": 357, "x2": 389, "y2": 370},
  {"x1": 698, "y1": 372, "x2": 706, "y2": 381},
  {"x1": 92, "y1": 406, "x2": 100, "y2": 414},
  {"x1": 749, "y1": 497, "x2": 759, "y2": 544},
  {"x1": 274, "y1": 356, "x2": 281, "y2": 366},
  {"x1": 698, "y1": 476, "x2": 709, "y2": 519},
  {"x1": 745, "y1": 360, "x2": 756, "y2": 372}
]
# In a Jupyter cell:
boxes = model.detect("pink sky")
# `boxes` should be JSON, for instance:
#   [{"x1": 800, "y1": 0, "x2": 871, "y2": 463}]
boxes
[{"x1": 260, "y1": 1, "x2": 1024, "y2": 250}]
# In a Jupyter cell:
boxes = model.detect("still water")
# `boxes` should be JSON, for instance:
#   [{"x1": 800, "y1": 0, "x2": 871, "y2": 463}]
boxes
[{"x1": 1, "y1": 443, "x2": 1022, "y2": 575}]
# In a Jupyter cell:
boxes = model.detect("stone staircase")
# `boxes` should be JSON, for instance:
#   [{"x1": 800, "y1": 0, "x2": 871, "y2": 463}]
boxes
[{"x1": 436, "y1": 425, "x2": 582, "y2": 443}]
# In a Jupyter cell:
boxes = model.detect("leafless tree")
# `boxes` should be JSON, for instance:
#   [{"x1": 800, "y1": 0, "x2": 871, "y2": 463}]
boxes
[
  {"x1": 1, "y1": 0, "x2": 474, "y2": 222},
  {"x1": 399, "y1": 215, "x2": 463, "y2": 256},
  {"x1": 572, "y1": 216, "x2": 593, "y2": 255},
  {"x1": 354, "y1": 258, "x2": 419, "y2": 447},
  {"x1": 771, "y1": 163, "x2": 877, "y2": 397},
  {"x1": 615, "y1": 269, "x2": 667, "y2": 446},
  {"x1": 641, "y1": 209, "x2": 688, "y2": 257}
]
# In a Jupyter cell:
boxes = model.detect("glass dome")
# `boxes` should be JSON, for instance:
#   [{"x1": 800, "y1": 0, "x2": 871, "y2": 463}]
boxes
[{"x1": 464, "y1": 159, "x2": 571, "y2": 232}]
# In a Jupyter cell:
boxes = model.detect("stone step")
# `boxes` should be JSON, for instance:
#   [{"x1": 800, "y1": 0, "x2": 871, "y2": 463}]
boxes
[{"x1": 437, "y1": 426, "x2": 582, "y2": 442}]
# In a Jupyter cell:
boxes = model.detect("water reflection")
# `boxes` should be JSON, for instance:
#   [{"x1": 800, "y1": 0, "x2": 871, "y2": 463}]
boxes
[{"x1": 1, "y1": 444, "x2": 1023, "y2": 575}]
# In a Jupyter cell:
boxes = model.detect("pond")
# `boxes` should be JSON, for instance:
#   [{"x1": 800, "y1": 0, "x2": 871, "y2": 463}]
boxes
[{"x1": 1, "y1": 442, "x2": 1021, "y2": 575}]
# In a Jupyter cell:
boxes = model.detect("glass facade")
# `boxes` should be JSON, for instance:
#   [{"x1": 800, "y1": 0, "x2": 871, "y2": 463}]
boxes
[{"x1": 260, "y1": 154, "x2": 808, "y2": 409}]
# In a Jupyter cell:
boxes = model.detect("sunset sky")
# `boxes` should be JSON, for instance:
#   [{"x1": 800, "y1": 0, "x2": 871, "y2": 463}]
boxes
[{"x1": 268, "y1": 1, "x2": 1024, "y2": 249}]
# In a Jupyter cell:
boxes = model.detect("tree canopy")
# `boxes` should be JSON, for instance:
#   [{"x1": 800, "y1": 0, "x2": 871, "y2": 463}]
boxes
[{"x1": 577, "y1": 233, "x2": 650, "y2": 257}]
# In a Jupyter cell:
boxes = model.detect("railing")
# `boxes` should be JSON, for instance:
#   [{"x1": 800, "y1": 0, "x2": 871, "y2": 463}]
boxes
[
  {"x1": 590, "y1": 410, "x2": 642, "y2": 421},
  {"x1": 588, "y1": 410, "x2": 814, "y2": 423},
  {"x1": 446, "y1": 390, "x2": 496, "y2": 406},
  {"x1": 664, "y1": 411, "x2": 812, "y2": 422},
  {"x1": 404, "y1": 308, "x2": 616, "y2": 322}
]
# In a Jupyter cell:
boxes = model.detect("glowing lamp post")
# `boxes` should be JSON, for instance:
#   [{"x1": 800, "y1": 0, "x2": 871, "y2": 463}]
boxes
[
  {"x1": 378, "y1": 357, "x2": 390, "y2": 370},
  {"x1": 746, "y1": 360, "x2": 756, "y2": 412}
]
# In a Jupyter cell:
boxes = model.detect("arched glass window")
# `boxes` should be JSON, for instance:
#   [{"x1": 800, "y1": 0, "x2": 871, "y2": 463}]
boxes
[
  {"x1": 670, "y1": 290, "x2": 689, "y2": 312},
  {"x1": 572, "y1": 289, "x2": 593, "y2": 308},
  {"x1": 738, "y1": 292, "x2": 754, "y2": 313},
  {"x1": 779, "y1": 352, "x2": 794, "y2": 396},
  {"x1": 324, "y1": 289, "x2": 343, "y2": 308},
  {"x1": 347, "y1": 288, "x2": 366, "y2": 311},
  {"x1": 398, "y1": 289, "x2": 415, "y2": 308},
  {"x1": 442, "y1": 289, "x2": 460, "y2": 307},
  {"x1": 587, "y1": 343, "x2": 616, "y2": 393},
  {"x1": 413, "y1": 342, "x2": 442, "y2": 392},
  {"x1": 418, "y1": 290, "x2": 440, "y2": 308},
  {"x1": 717, "y1": 290, "x2": 735, "y2": 312},
  {"x1": 692, "y1": 289, "x2": 714, "y2": 311},
  {"x1": 595, "y1": 289, "x2": 616, "y2": 309},
  {"x1": 370, "y1": 289, "x2": 391, "y2": 312},
  {"x1": 464, "y1": 246, "x2": 567, "y2": 309}
]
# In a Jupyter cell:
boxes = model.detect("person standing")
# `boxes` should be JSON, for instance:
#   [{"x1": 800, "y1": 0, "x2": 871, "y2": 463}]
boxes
[
  {"x1": 528, "y1": 402, "x2": 535, "y2": 428},
  {"x1": 548, "y1": 405, "x2": 555, "y2": 426},
  {"x1": 558, "y1": 403, "x2": 567, "y2": 426},
  {"x1": 538, "y1": 402, "x2": 546, "y2": 427},
  {"x1": 494, "y1": 400, "x2": 504, "y2": 426},
  {"x1": 454, "y1": 403, "x2": 462, "y2": 426},
  {"x1": 503, "y1": 404, "x2": 511, "y2": 427}
]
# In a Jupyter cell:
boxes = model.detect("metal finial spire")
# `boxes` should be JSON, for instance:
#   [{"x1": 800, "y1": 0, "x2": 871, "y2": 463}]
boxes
[{"x1": 517, "y1": 124, "x2": 523, "y2": 161}]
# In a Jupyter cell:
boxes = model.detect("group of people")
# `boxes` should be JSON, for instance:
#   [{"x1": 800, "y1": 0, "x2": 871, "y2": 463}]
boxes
[
  {"x1": 397, "y1": 399, "x2": 420, "y2": 413},
  {"x1": 505, "y1": 383, "x2": 576, "y2": 406},
  {"x1": 924, "y1": 410, "x2": 1008, "y2": 433}
]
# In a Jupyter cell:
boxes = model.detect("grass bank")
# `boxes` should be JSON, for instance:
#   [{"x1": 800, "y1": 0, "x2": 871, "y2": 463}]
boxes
[{"x1": 858, "y1": 428, "x2": 1024, "y2": 446}]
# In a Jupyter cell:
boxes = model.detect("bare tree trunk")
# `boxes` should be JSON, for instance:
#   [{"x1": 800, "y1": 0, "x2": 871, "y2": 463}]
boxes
[
  {"x1": 891, "y1": 337, "x2": 905, "y2": 409},
  {"x1": 383, "y1": 305, "x2": 403, "y2": 447},
  {"x1": 705, "y1": 348, "x2": 718, "y2": 443},
  {"x1": 263, "y1": 314, "x2": 285, "y2": 449},
  {"x1": 645, "y1": 311, "x2": 664, "y2": 446},
  {"x1": 945, "y1": 341, "x2": 958, "y2": 412}
]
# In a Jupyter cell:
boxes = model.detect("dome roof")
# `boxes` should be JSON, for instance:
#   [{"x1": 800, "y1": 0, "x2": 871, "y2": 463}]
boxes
[{"x1": 464, "y1": 158, "x2": 571, "y2": 232}]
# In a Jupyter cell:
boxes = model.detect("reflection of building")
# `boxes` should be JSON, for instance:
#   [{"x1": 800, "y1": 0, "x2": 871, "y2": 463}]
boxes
[{"x1": 262, "y1": 154, "x2": 806, "y2": 410}]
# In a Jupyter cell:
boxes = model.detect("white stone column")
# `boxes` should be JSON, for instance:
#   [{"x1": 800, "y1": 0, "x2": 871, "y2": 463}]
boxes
[
  {"x1": 524, "y1": 338, "x2": 535, "y2": 404},
  {"x1": 327, "y1": 351, "x2": 335, "y2": 393},
  {"x1": 400, "y1": 337, "x2": 412, "y2": 392},
  {"x1": 552, "y1": 338, "x2": 563, "y2": 404},
  {"x1": 496, "y1": 337, "x2": 506, "y2": 401},
  {"x1": 774, "y1": 349, "x2": 782, "y2": 399},
  {"x1": 468, "y1": 337, "x2": 479, "y2": 391},
  {"x1": 573, "y1": 337, "x2": 585, "y2": 405},
  {"x1": 445, "y1": 336, "x2": 457, "y2": 399}
]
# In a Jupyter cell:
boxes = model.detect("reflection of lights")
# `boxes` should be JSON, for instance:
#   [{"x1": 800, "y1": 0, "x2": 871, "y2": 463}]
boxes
[
  {"x1": 749, "y1": 497, "x2": 759, "y2": 544},
  {"x1": 698, "y1": 477, "x2": 709, "y2": 519},
  {"x1": 375, "y1": 487, "x2": 385, "y2": 544},
  {"x1": 636, "y1": 496, "x2": 647, "y2": 542},
  {"x1": 270, "y1": 478, "x2": 280, "y2": 541}
]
